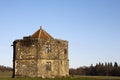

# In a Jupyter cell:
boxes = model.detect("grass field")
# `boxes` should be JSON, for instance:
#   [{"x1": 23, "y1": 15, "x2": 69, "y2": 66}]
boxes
[
  {"x1": 0, "y1": 71, "x2": 120, "y2": 80},
  {"x1": 0, "y1": 71, "x2": 12, "y2": 78}
]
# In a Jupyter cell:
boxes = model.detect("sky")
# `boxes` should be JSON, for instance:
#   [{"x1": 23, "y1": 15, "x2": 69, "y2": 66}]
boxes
[{"x1": 0, "y1": 0, "x2": 120, "y2": 68}]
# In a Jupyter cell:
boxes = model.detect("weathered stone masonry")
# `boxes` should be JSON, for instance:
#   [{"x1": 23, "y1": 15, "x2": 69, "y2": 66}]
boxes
[{"x1": 13, "y1": 27, "x2": 69, "y2": 77}]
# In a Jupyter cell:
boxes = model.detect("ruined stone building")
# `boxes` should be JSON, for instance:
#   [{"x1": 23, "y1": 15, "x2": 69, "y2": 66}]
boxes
[{"x1": 13, "y1": 27, "x2": 69, "y2": 78}]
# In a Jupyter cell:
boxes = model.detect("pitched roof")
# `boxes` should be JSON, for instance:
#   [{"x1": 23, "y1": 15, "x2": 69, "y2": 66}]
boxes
[{"x1": 31, "y1": 26, "x2": 53, "y2": 39}]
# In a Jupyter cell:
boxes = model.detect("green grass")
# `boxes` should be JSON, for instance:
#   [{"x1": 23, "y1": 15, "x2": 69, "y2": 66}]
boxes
[
  {"x1": 0, "y1": 71, "x2": 120, "y2": 80},
  {"x1": 0, "y1": 71, "x2": 12, "y2": 78}
]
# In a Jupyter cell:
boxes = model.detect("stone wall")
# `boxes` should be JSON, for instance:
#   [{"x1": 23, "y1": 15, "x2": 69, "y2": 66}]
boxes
[{"x1": 13, "y1": 38, "x2": 69, "y2": 78}]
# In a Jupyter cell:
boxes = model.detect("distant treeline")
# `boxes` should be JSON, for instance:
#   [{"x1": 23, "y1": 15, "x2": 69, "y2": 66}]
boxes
[
  {"x1": 69, "y1": 62, "x2": 120, "y2": 76},
  {"x1": 0, "y1": 65, "x2": 12, "y2": 72}
]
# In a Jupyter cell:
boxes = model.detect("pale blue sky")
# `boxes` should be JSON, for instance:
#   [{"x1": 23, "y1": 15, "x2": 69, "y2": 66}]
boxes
[{"x1": 0, "y1": 0, "x2": 120, "y2": 68}]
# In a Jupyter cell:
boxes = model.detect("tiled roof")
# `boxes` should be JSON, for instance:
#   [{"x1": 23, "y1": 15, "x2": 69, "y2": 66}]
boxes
[{"x1": 31, "y1": 26, "x2": 53, "y2": 39}]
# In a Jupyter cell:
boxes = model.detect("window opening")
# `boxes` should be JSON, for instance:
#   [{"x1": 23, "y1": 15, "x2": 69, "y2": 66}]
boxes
[
  {"x1": 64, "y1": 49, "x2": 67, "y2": 54},
  {"x1": 46, "y1": 44, "x2": 51, "y2": 53},
  {"x1": 46, "y1": 62, "x2": 51, "y2": 71}
]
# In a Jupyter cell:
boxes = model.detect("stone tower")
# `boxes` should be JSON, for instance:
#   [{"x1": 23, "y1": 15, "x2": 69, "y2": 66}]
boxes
[{"x1": 13, "y1": 27, "x2": 69, "y2": 78}]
